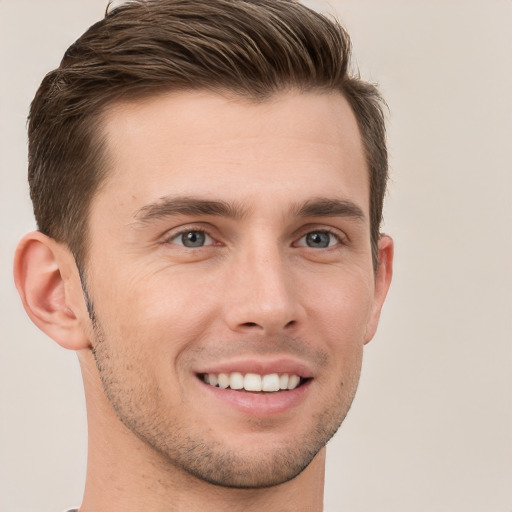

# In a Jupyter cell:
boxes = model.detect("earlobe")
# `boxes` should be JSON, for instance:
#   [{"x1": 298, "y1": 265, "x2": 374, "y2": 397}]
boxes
[
  {"x1": 364, "y1": 234, "x2": 394, "y2": 344},
  {"x1": 13, "y1": 231, "x2": 91, "y2": 351}
]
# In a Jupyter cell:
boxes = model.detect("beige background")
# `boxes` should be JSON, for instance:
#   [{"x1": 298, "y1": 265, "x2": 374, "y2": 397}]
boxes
[{"x1": 1, "y1": 1, "x2": 510, "y2": 511}]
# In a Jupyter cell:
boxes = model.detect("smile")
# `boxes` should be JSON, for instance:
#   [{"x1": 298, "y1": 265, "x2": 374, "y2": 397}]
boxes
[{"x1": 201, "y1": 372, "x2": 304, "y2": 392}]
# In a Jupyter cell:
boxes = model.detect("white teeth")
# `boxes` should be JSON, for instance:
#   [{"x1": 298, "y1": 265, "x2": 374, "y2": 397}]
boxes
[
  {"x1": 229, "y1": 372, "x2": 244, "y2": 390},
  {"x1": 244, "y1": 373, "x2": 262, "y2": 391},
  {"x1": 262, "y1": 373, "x2": 280, "y2": 392},
  {"x1": 202, "y1": 372, "x2": 303, "y2": 392},
  {"x1": 218, "y1": 373, "x2": 229, "y2": 389},
  {"x1": 287, "y1": 374, "x2": 300, "y2": 390}
]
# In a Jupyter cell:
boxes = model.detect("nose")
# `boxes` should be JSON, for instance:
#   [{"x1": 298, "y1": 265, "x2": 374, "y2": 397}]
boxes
[{"x1": 223, "y1": 243, "x2": 303, "y2": 336}]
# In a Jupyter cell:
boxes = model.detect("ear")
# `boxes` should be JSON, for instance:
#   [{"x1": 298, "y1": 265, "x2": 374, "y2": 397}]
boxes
[
  {"x1": 13, "y1": 231, "x2": 91, "y2": 350},
  {"x1": 364, "y1": 234, "x2": 394, "y2": 344}
]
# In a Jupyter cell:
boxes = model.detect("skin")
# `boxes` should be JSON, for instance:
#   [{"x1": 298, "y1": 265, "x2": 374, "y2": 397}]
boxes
[{"x1": 14, "y1": 89, "x2": 393, "y2": 512}]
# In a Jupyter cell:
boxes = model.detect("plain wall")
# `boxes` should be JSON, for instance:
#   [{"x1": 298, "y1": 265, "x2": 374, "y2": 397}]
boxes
[{"x1": 1, "y1": 1, "x2": 510, "y2": 511}]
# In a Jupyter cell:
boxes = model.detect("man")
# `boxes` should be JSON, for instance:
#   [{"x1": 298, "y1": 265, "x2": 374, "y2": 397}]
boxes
[{"x1": 13, "y1": 0, "x2": 393, "y2": 510}]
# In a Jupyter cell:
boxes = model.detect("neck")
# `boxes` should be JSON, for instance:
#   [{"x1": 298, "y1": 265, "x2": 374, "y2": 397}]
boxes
[{"x1": 78, "y1": 354, "x2": 325, "y2": 512}]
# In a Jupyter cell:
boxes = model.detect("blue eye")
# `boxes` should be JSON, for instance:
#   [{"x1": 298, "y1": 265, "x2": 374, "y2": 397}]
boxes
[
  {"x1": 170, "y1": 230, "x2": 213, "y2": 248},
  {"x1": 297, "y1": 231, "x2": 340, "y2": 248}
]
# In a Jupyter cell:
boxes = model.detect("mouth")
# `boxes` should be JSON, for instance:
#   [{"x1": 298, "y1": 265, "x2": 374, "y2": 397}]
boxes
[
  {"x1": 198, "y1": 372, "x2": 309, "y2": 393},
  {"x1": 194, "y1": 359, "x2": 314, "y2": 416}
]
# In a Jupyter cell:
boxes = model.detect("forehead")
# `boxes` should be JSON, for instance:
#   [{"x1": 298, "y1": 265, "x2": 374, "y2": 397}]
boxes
[{"x1": 94, "y1": 89, "x2": 368, "y2": 220}]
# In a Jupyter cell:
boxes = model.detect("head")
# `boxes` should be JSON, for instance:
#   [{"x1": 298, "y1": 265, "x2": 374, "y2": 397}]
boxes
[
  {"x1": 17, "y1": 0, "x2": 393, "y2": 491},
  {"x1": 28, "y1": 0, "x2": 387, "y2": 271}
]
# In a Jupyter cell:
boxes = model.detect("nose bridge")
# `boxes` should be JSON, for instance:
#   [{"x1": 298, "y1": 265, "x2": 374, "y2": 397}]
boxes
[{"x1": 224, "y1": 236, "x2": 300, "y2": 334}]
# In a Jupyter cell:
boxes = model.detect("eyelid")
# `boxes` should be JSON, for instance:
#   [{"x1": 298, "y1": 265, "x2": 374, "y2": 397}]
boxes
[
  {"x1": 293, "y1": 226, "x2": 348, "y2": 247},
  {"x1": 294, "y1": 231, "x2": 339, "y2": 248},
  {"x1": 162, "y1": 223, "x2": 219, "y2": 246}
]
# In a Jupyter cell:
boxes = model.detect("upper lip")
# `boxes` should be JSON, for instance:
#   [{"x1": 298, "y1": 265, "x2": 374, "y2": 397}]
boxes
[{"x1": 195, "y1": 357, "x2": 315, "y2": 378}]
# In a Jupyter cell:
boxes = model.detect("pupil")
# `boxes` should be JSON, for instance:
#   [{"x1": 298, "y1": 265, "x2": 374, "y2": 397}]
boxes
[
  {"x1": 307, "y1": 232, "x2": 329, "y2": 248},
  {"x1": 183, "y1": 231, "x2": 205, "y2": 247}
]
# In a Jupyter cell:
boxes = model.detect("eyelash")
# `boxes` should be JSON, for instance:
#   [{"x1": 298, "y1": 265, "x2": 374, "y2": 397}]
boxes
[
  {"x1": 163, "y1": 225, "x2": 346, "y2": 250},
  {"x1": 294, "y1": 228, "x2": 346, "y2": 248},
  {"x1": 163, "y1": 225, "x2": 217, "y2": 247}
]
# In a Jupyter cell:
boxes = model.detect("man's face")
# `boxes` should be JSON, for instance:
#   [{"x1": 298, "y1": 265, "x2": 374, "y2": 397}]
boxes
[{"x1": 82, "y1": 90, "x2": 387, "y2": 487}]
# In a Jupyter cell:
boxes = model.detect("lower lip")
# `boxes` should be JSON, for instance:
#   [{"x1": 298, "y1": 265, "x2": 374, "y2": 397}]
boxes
[{"x1": 198, "y1": 378, "x2": 312, "y2": 417}]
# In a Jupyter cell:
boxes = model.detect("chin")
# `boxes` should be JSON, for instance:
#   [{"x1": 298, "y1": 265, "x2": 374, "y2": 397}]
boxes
[
  {"x1": 163, "y1": 438, "x2": 324, "y2": 489},
  {"x1": 135, "y1": 401, "x2": 346, "y2": 489}
]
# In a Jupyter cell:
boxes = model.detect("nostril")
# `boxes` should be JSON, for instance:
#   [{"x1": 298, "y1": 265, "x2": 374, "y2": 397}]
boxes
[
  {"x1": 240, "y1": 320, "x2": 296, "y2": 329},
  {"x1": 242, "y1": 322, "x2": 259, "y2": 327}
]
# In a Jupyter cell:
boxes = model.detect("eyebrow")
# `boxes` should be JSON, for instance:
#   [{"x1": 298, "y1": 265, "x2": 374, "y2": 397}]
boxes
[
  {"x1": 292, "y1": 197, "x2": 366, "y2": 222},
  {"x1": 133, "y1": 195, "x2": 366, "y2": 224},
  {"x1": 134, "y1": 196, "x2": 248, "y2": 223}
]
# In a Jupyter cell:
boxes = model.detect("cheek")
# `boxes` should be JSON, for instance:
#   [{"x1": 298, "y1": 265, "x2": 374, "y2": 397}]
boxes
[
  {"x1": 307, "y1": 265, "x2": 374, "y2": 322},
  {"x1": 90, "y1": 267, "x2": 223, "y2": 373},
  {"x1": 302, "y1": 268, "x2": 374, "y2": 361}
]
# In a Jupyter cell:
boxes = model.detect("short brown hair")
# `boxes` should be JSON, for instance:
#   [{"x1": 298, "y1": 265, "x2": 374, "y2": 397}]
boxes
[{"x1": 28, "y1": 0, "x2": 387, "y2": 269}]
